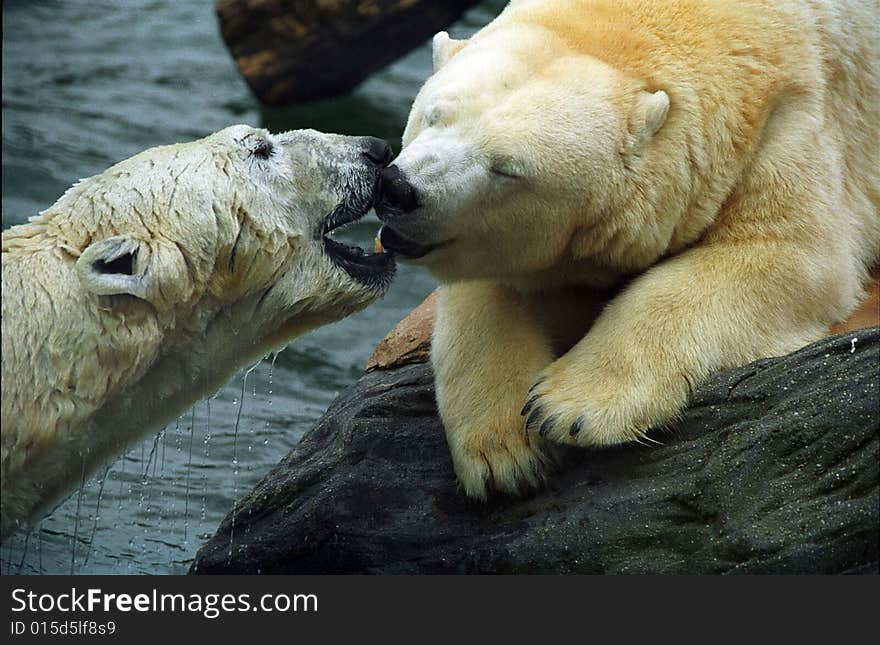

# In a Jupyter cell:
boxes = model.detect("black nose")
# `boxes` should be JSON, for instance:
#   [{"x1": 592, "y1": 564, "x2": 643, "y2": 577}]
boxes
[
  {"x1": 379, "y1": 165, "x2": 419, "y2": 213},
  {"x1": 361, "y1": 137, "x2": 393, "y2": 166}
]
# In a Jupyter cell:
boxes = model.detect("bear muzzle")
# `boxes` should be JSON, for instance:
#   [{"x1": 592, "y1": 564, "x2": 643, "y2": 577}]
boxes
[{"x1": 377, "y1": 165, "x2": 420, "y2": 215}]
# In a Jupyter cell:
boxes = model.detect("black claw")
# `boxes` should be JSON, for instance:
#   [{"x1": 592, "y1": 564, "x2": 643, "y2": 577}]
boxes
[
  {"x1": 527, "y1": 377, "x2": 545, "y2": 396},
  {"x1": 482, "y1": 455, "x2": 496, "y2": 490},
  {"x1": 570, "y1": 415, "x2": 586, "y2": 437},
  {"x1": 538, "y1": 415, "x2": 558, "y2": 437},
  {"x1": 525, "y1": 407, "x2": 544, "y2": 431},
  {"x1": 520, "y1": 395, "x2": 539, "y2": 417},
  {"x1": 531, "y1": 459, "x2": 546, "y2": 485}
]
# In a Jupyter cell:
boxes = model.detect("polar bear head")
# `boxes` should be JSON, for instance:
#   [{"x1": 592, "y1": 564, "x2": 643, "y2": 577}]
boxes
[
  {"x1": 375, "y1": 18, "x2": 670, "y2": 284},
  {"x1": 51, "y1": 125, "x2": 395, "y2": 341},
  {"x1": 0, "y1": 124, "x2": 399, "y2": 538}
]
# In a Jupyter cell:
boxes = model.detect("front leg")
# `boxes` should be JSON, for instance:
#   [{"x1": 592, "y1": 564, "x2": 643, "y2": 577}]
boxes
[
  {"x1": 524, "y1": 242, "x2": 853, "y2": 447},
  {"x1": 433, "y1": 281, "x2": 559, "y2": 499}
]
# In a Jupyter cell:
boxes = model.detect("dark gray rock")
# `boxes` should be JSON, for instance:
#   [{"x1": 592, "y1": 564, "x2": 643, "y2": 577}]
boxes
[
  {"x1": 191, "y1": 328, "x2": 880, "y2": 574},
  {"x1": 216, "y1": 0, "x2": 484, "y2": 105}
]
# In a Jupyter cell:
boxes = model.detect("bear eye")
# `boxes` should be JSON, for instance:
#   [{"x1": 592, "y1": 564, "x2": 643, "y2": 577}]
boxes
[
  {"x1": 489, "y1": 163, "x2": 522, "y2": 180},
  {"x1": 251, "y1": 139, "x2": 274, "y2": 160},
  {"x1": 490, "y1": 167, "x2": 521, "y2": 180},
  {"x1": 488, "y1": 154, "x2": 523, "y2": 180}
]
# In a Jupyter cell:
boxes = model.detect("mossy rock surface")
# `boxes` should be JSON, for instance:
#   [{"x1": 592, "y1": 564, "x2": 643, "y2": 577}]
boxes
[{"x1": 192, "y1": 327, "x2": 879, "y2": 574}]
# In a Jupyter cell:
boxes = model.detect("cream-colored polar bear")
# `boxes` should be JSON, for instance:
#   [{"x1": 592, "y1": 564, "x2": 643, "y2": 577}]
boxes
[
  {"x1": 1, "y1": 125, "x2": 395, "y2": 538},
  {"x1": 375, "y1": 0, "x2": 880, "y2": 499}
]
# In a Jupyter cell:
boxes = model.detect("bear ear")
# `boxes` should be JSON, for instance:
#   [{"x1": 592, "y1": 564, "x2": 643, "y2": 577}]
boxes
[
  {"x1": 432, "y1": 31, "x2": 467, "y2": 72},
  {"x1": 77, "y1": 235, "x2": 194, "y2": 306},
  {"x1": 630, "y1": 89, "x2": 670, "y2": 144},
  {"x1": 76, "y1": 236, "x2": 150, "y2": 299}
]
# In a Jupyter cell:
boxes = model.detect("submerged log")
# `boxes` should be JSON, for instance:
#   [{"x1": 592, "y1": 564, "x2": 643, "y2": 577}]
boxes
[
  {"x1": 216, "y1": 0, "x2": 483, "y2": 105},
  {"x1": 191, "y1": 327, "x2": 879, "y2": 574}
]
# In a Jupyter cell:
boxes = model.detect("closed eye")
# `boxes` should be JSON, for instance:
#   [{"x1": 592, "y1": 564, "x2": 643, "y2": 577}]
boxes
[
  {"x1": 489, "y1": 155, "x2": 523, "y2": 180},
  {"x1": 490, "y1": 166, "x2": 522, "y2": 180}
]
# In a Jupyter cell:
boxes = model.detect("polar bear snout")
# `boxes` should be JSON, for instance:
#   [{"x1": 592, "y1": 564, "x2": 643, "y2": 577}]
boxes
[
  {"x1": 361, "y1": 137, "x2": 393, "y2": 167},
  {"x1": 377, "y1": 165, "x2": 420, "y2": 214},
  {"x1": 311, "y1": 135, "x2": 398, "y2": 291},
  {"x1": 375, "y1": 165, "x2": 453, "y2": 260}
]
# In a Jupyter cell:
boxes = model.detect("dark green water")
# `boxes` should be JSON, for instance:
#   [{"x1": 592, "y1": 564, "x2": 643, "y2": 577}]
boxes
[{"x1": 1, "y1": 0, "x2": 503, "y2": 574}]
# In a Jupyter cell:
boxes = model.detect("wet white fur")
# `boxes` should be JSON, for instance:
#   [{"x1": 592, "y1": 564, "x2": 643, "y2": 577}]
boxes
[{"x1": 1, "y1": 125, "x2": 385, "y2": 537}]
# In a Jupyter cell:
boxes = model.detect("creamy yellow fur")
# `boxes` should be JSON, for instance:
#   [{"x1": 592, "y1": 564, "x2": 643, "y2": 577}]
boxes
[{"x1": 391, "y1": 0, "x2": 879, "y2": 498}]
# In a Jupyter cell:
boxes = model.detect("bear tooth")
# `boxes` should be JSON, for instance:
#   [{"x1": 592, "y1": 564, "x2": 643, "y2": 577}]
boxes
[{"x1": 374, "y1": 237, "x2": 385, "y2": 254}]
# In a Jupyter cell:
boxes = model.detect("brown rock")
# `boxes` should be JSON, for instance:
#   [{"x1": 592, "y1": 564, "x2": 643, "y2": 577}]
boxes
[{"x1": 366, "y1": 289, "x2": 437, "y2": 371}]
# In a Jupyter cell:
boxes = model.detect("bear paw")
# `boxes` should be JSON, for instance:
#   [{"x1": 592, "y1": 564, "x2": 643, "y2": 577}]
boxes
[
  {"x1": 448, "y1": 424, "x2": 561, "y2": 501},
  {"x1": 520, "y1": 364, "x2": 677, "y2": 448}
]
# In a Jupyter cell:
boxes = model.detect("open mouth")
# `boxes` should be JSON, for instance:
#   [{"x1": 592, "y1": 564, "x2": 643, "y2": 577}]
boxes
[
  {"x1": 376, "y1": 225, "x2": 447, "y2": 260},
  {"x1": 322, "y1": 203, "x2": 395, "y2": 289}
]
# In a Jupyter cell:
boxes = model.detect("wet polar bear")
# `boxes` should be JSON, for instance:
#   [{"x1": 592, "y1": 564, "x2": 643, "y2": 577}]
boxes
[
  {"x1": 375, "y1": 0, "x2": 880, "y2": 499},
  {"x1": 1, "y1": 125, "x2": 395, "y2": 538}
]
